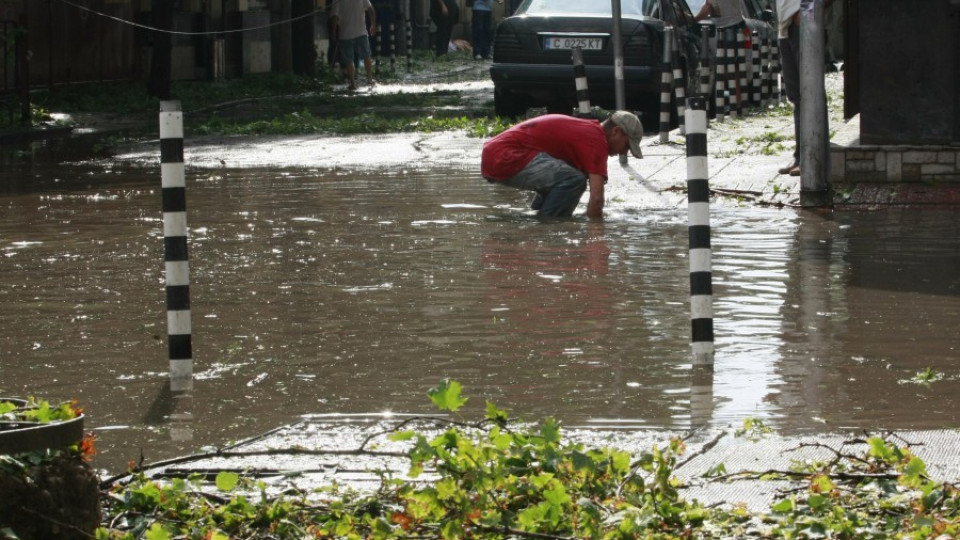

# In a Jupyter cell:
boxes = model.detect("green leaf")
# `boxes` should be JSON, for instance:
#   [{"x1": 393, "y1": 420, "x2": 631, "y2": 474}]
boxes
[
  {"x1": 216, "y1": 471, "x2": 240, "y2": 492},
  {"x1": 388, "y1": 430, "x2": 416, "y2": 441},
  {"x1": 428, "y1": 379, "x2": 468, "y2": 412},
  {"x1": 144, "y1": 523, "x2": 171, "y2": 540},
  {"x1": 539, "y1": 418, "x2": 561, "y2": 444},
  {"x1": 530, "y1": 473, "x2": 555, "y2": 489},
  {"x1": 807, "y1": 493, "x2": 827, "y2": 509},
  {"x1": 771, "y1": 498, "x2": 795, "y2": 513},
  {"x1": 484, "y1": 400, "x2": 509, "y2": 426},
  {"x1": 542, "y1": 483, "x2": 571, "y2": 507}
]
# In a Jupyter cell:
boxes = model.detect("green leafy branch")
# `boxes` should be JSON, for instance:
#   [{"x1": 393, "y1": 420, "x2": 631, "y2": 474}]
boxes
[{"x1": 93, "y1": 381, "x2": 960, "y2": 540}]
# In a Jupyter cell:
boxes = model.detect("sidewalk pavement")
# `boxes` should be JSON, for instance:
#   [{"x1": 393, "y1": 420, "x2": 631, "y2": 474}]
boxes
[
  {"x1": 607, "y1": 101, "x2": 816, "y2": 209},
  {"x1": 143, "y1": 415, "x2": 960, "y2": 512}
]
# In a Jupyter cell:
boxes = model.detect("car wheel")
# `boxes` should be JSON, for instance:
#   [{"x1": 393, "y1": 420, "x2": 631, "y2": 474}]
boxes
[{"x1": 494, "y1": 87, "x2": 528, "y2": 119}]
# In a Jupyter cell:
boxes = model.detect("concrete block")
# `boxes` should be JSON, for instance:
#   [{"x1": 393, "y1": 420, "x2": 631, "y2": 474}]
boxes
[
  {"x1": 171, "y1": 46, "x2": 195, "y2": 81},
  {"x1": 921, "y1": 163, "x2": 956, "y2": 176},
  {"x1": 847, "y1": 159, "x2": 876, "y2": 172},
  {"x1": 244, "y1": 41, "x2": 272, "y2": 74},
  {"x1": 938, "y1": 151, "x2": 955, "y2": 164},
  {"x1": 874, "y1": 151, "x2": 886, "y2": 172},
  {"x1": 887, "y1": 151, "x2": 902, "y2": 181},
  {"x1": 830, "y1": 151, "x2": 845, "y2": 182},
  {"x1": 902, "y1": 163, "x2": 922, "y2": 181},
  {"x1": 903, "y1": 150, "x2": 937, "y2": 164}
]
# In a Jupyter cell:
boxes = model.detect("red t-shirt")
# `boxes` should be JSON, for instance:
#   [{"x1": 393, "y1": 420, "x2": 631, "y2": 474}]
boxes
[{"x1": 481, "y1": 115, "x2": 608, "y2": 182}]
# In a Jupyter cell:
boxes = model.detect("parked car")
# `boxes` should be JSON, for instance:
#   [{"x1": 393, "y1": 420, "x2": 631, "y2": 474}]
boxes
[{"x1": 489, "y1": 0, "x2": 706, "y2": 121}]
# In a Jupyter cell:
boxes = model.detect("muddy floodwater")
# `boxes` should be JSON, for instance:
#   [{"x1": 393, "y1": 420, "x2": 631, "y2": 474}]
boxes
[{"x1": 1, "y1": 152, "x2": 959, "y2": 474}]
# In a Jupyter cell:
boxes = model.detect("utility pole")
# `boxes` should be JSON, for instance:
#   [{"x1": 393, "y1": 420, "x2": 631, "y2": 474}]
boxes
[{"x1": 798, "y1": 0, "x2": 830, "y2": 205}]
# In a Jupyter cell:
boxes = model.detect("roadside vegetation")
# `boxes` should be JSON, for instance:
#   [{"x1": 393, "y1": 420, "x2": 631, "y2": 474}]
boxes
[
  {"x1": 4, "y1": 378, "x2": 960, "y2": 540},
  {"x1": 2, "y1": 51, "x2": 513, "y2": 141}
]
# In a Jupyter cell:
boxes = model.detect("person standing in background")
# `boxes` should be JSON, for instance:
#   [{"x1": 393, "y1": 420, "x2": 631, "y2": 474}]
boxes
[
  {"x1": 471, "y1": 0, "x2": 493, "y2": 59},
  {"x1": 332, "y1": 0, "x2": 377, "y2": 89},
  {"x1": 776, "y1": 0, "x2": 802, "y2": 176},
  {"x1": 430, "y1": 0, "x2": 459, "y2": 56},
  {"x1": 776, "y1": 0, "x2": 832, "y2": 176}
]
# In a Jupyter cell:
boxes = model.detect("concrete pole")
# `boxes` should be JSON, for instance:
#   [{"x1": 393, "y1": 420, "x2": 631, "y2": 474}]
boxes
[
  {"x1": 611, "y1": 0, "x2": 628, "y2": 164},
  {"x1": 799, "y1": 0, "x2": 830, "y2": 204},
  {"x1": 611, "y1": 0, "x2": 625, "y2": 111}
]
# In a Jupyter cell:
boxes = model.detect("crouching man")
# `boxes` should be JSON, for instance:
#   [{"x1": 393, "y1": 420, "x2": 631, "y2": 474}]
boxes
[{"x1": 481, "y1": 111, "x2": 643, "y2": 219}]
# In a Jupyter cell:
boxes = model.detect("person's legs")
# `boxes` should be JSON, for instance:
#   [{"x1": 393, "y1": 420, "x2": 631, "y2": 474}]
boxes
[
  {"x1": 338, "y1": 38, "x2": 358, "y2": 88},
  {"x1": 779, "y1": 27, "x2": 801, "y2": 170},
  {"x1": 476, "y1": 10, "x2": 492, "y2": 58},
  {"x1": 502, "y1": 153, "x2": 587, "y2": 217},
  {"x1": 436, "y1": 15, "x2": 452, "y2": 56},
  {"x1": 356, "y1": 35, "x2": 374, "y2": 83},
  {"x1": 471, "y1": 10, "x2": 482, "y2": 58},
  {"x1": 433, "y1": 0, "x2": 458, "y2": 56}
]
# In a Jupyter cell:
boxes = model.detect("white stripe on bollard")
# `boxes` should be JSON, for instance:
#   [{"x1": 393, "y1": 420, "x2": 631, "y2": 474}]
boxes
[{"x1": 684, "y1": 96, "x2": 715, "y2": 366}]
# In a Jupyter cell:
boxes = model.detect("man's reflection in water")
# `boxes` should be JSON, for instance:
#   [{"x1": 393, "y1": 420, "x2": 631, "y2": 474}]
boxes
[{"x1": 479, "y1": 223, "x2": 626, "y2": 416}]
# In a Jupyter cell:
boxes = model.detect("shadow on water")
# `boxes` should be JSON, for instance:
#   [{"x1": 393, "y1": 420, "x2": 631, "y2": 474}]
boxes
[{"x1": 1, "y1": 161, "x2": 958, "y2": 474}]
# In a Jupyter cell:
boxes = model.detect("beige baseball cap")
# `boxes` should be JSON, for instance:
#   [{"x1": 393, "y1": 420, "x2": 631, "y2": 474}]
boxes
[{"x1": 610, "y1": 110, "x2": 644, "y2": 159}]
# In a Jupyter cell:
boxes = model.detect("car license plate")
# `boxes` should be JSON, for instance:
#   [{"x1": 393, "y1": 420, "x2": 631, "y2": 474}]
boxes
[{"x1": 544, "y1": 36, "x2": 604, "y2": 51}]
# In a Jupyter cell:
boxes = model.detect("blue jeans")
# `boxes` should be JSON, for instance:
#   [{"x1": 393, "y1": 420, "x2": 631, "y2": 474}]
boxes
[{"x1": 502, "y1": 153, "x2": 587, "y2": 217}]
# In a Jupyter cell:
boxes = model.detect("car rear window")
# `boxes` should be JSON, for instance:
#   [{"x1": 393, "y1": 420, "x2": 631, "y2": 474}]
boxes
[{"x1": 518, "y1": 0, "x2": 660, "y2": 17}]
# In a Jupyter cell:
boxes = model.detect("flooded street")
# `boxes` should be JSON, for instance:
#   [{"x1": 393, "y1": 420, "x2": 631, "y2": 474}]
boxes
[{"x1": 1, "y1": 136, "x2": 959, "y2": 475}]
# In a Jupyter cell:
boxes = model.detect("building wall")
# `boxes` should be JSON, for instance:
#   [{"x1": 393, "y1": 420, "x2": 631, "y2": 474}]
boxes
[{"x1": 858, "y1": 0, "x2": 959, "y2": 145}]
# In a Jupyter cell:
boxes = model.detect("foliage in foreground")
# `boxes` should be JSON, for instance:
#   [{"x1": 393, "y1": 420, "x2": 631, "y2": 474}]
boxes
[{"x1": 91, "y1": 380, "x2": 960, "y2": 540}]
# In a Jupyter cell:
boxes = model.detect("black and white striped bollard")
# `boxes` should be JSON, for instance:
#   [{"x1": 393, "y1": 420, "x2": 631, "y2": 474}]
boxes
[
  {"x1": 160, "y1": 100, "x2": 193, "y2": 391},
  {"x1": 760, "y1": 36, "x2": 771, "y2": 107},
  {"x1": 684, "y1": 96, "x2": 714, "y2": 366},
  {"x1": 699, "y1": 26, "x2": 711, "y2": 119},
  {"x1": 389, "y1": 22, "x2": 396, "y2": 69},
  {"x1": 736, "y1": 28, "x2": 747, "y2": 115},
  {"x1": 751, "y1": 31, "x2": 762, "y2": 106},
  {"x1": 671, "y1": 29, "x2": 686, "y2": 135},
  {"x1": 659, "y1": 27, "x2": 674, "y2": 143},
  {"x1": 572, "y1": 47, "x2": 591, "y2": 116},
  {"x1": 714, "y1": 29, "x2": 726, "y2": 122},
  {"x1": 725, "y1": 29, "x2": 737, "y2": 119},
  {"x1": 405, "y1": 17, "x2": 413, "y2": 71},
  {"x1": 770, "y1": 37, "x2": 781, "y2": 104}
]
